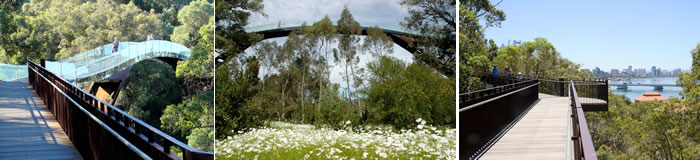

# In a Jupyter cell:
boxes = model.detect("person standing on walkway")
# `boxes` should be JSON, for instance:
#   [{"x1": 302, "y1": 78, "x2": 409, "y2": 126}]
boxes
[
  {"x1": 517, "y1": 72, "x2": 523, "y2": 81},
  {"x1": 492, "y1": 65, "x2": 499, "y2": 78},
  {"x1": 147, "y1": 33, "x2": 154, "y2": 41},
  {"x1": 112, "y1": 37, "x2": 119, "y2": 53},
  {"x1": 504, "y1": 67, "x2": 512, "y2": 78}
]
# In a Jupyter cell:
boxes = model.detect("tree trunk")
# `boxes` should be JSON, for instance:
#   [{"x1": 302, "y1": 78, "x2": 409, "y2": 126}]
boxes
[
  {"x1": 344, "y1": 59, "x2": 352, "y2": 107},
  {"x1": 317, "y1": 41, "x2": 325, "y2": 115},
  {"x1": 301, "y1": 66, "x2": 305, "y2": 123},
  {"x1": 349, "y1": 59, "x2": 361, "y2": 117},
  {"x1": 260, "y1": 67, "x2": 265, "y2": 107},
  {"x1": 282, "y1": 73, "x2": 290, "y2": 121}
]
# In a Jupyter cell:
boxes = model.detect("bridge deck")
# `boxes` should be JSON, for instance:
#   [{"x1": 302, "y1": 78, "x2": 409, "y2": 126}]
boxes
[
  {"x1": 481, "y1": 93, "x2": 572, "y2": 159},
  {"x1": 0, "y1": 81, "x2": 82, "y2": 159}
]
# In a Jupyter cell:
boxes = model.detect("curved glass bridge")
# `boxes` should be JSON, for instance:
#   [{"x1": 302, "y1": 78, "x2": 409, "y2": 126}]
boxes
[{"x1": 0, "y1": 40, "x2": 190, "y2": 82}]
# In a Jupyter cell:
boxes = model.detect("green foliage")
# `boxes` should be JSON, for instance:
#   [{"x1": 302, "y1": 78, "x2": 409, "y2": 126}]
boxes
[
  {"x1": 215, "y1": 57, "x2": 265, "y2": 139},
  {"x1": 176, "y1": 16, "x2": 214, "y2": 96},
  {"x1": 401, "y1": 0, "x2": 456, "y2": 76},
  {"x1": 678, "y1": 43, "x2": 700, "y2": 100},
  {"x1": 490, "y1": 38, "x2": 594, "y2": 80},
  {"x1": 362, "y1": 56, "x2": 456, "y2": 129},
  {"x1": 187, "y1": 127, "x2": 214, "y2": 152},
  {"x1": 363, "y1": 26, "x2": 393, "y2": 57},
  {"x1": 215, "y1": 0, "x2": 264, "y2": 61},
  {"x1": 214, "y1": 0, "x2": 266, "y2": 139},
  {"x1": 171, "y1": 0, "x2": 213, "y2": 47},
  {"x1": 314, "y1": 85, "x2": 359, "y2": 129},
  {"x1": 459, "y1": 1, "x2": 503, "y2": 92},
  {"x1": 0, "y1": 2, "x2": 19, "y2": 62},
  {"x1": 586, "y1": 91, "x2": 700, "y2": 159},
  {"x1": 160, "y1": 90, "x2": 213, "y2": 145},
  {"x1": 115, "y1": 59, "x2": 182, "y2": 127},
  {"x1": 4, "y1": 0, "x2": 167, "y2": 64}
]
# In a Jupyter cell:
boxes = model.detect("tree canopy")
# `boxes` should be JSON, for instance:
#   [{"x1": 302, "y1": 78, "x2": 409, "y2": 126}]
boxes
[
  {"x1": 171, "y1": 0, "x2": 214, "y2": 47},
  {"x1": 0, "y1": 0, "x2": 167, "y2": 64},
  {"x1": 401, "y1": 0, "x2": 456, "y2": 77}
]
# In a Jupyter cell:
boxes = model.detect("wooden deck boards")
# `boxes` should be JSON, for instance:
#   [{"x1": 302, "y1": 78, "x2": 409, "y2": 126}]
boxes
[
  {"x1": 0, "y1": 81, "x2": 82, "y2": 159},
  {"x1": 480, "y1": 93, "x2": 572, "y2": 160}
]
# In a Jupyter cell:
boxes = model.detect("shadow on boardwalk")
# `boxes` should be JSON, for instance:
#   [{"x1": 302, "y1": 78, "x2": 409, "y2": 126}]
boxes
[{"x1": 0, "y1": 81, "x2": 82, "y2": 159}]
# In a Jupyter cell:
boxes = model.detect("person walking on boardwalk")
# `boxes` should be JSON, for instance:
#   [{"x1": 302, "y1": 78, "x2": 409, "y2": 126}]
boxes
[
  {"x1": 504, "y1": 67, "x2": 511, "y2": 78},
  {"x1": 517, "y1": 72, "x2": 523, "y2": 81},
  {"x1": 492, "y1": 65, "x2": 499, "y2": 78},
  {"x1": 147, "y1": 33, "x2": 154, "y2": 41},
  {"x1": 112, "y1": 37, "x2": 120, "y2": 53}
]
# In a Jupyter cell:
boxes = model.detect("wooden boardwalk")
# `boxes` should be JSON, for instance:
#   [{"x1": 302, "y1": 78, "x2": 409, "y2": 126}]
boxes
[
  {"x1": 480, "y1": 93, "x2": 572, "y2": 160},
  {"x1": 0, "y1": 81, "x2": 82, "y2": 159}
]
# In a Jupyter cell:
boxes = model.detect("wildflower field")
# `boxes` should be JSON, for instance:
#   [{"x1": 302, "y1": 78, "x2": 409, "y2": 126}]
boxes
[{"x1": 215, "y1": 120, "x2": 456, "y2": 159}]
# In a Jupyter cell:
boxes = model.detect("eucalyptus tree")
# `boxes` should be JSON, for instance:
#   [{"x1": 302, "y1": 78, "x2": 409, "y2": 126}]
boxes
[
  {"x1": 310, "y1": 16, "x2": 336, "y2": 114},
  {"x1": 254, "y1": 41, "x2": 280, "y2": 103},
  {"x1": 363, "y1": 26, "x2": 394, "y2": 58},
  {"x1": 276, "y1": 32, "x2": 295, "y2": 121},
  {"x1": 290, "y1": 23, "x2": 317, "y2": 122},
  {"x1": 336, "y1": 7, "x2": 363, "y2": 110}
]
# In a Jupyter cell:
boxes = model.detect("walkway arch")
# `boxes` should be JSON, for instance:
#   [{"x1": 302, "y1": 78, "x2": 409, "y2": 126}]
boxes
[{"x1": 216, "y1": 23, "x2": 422, "y2": 64}]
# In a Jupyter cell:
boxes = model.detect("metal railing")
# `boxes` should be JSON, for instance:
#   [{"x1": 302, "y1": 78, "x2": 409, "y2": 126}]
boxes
[
  {"x1": 569, "y1": 80, "x2": 598, "y2": 159},
  {"x1": 1, "y1": 40, "x2": 190, "y2": 82},
  {"x1": 459, "y1": 78, "x2": 540, "y2": 159},
  {"x1": 27, "y1": 60, "x2": 213, "y2": 160},
  {"x1": 0, "y1": 63, "x2": 28, "y2": 81},
  {"x1": 537, "y1": 77, "x2": 608, "y2": 111}
]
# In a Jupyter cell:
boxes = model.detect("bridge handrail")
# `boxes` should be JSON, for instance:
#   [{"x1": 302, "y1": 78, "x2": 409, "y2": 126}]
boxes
[
  {"x1": 459, "y1": 80, "x2": 539, "y2": 112},
  {"x1": 459, "y1": 78, "x2": 540, "y2": 159},
  {"x1": 459, "y1": 74, "x2": 538, "y2": 107},
  {"x1": 28, "y1": 60, "x2": 152, "y2": 159},
  {"x1": 570, "y1": 80, "x2": 598, "y2": 160},
  {"x1": 27, "y1": 60, "x2": 213, "y2": 160}
]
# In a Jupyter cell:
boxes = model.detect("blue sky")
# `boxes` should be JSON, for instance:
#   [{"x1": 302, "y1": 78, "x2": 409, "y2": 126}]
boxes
[{"x1": 483, "y1": 0, "x2": 700, "y2": 72}]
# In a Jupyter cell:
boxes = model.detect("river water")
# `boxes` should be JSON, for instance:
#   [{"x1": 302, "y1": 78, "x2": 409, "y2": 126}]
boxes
[{"x1": 609, "y1": 77, "x2": 683, "y2": 101}]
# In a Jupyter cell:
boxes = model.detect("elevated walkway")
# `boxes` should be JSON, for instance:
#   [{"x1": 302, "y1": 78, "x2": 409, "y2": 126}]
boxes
[
  {"x1": 461, "y1": 76, "x2": 601, "y2": 159},
  {"x1": 0, "y1": 81, "x2": 82, "y2": 159},
  {"x1": 480, "y1": 93, "x2": 572, "y2": 159},
  {"x1": 0, "y1": 40, "x2": 190, "y2": 83}
]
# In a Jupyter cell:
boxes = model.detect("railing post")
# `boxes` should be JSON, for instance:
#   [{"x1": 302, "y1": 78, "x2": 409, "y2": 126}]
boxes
[{"x1": 559, "y1": 78, "x2": 566, "y2": 96}]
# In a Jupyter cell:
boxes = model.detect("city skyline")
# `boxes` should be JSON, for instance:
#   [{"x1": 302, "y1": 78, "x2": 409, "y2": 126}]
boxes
[
  {"x1": 485, "y1": 0, "x2": 699, "y2": 71},
  {"x1": 587, "y1": 65, "x2": 685, "y2": 77}
]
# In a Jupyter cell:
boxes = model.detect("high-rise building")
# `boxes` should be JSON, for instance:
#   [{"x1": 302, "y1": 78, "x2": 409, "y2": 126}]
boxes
[
  {"x1": 627, "y1": 66, "x2": 633, "y2": 76},
  {"x1": 611, "y1": 69, "x2": 619, "y2": 76},
  {"x1": 651, "y1": 66, "x2": 656, "y2": 76}
]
